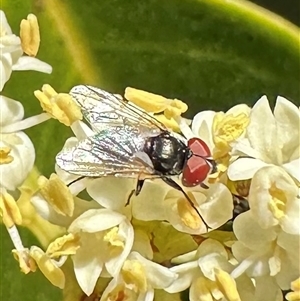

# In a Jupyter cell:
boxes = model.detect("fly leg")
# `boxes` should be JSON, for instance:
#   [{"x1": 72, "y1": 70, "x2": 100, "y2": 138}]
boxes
[
  {"x1": 162, "y1": 177, "x2": 211, "y2": 231},
  {"x1": 126, "y1": 179, "x2": 145, "y2": 206}
]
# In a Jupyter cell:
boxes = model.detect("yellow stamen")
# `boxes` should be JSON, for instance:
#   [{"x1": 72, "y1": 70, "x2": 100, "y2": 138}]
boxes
[
  {"x1": 214, "y1": 268, "x2": 241, "y2": 301},
  {"x1": 34, "y1": 84, "x2": 82, "y2": 126},
  {"x1": 124, "y1": 87, "x2": 188, "y2": 118},
  {"x1": 268, "y1": 184, "x2": 287, "y2": 220},
  {"x1": 12, "y1": 249, "x2": 36, "y2": 274},
  {"x1": 0, "y1": 192, "x2": 22, "y2": 227},
  {"x1": 213, "y1": 112, "x2": 249, "y2": 158},
  {"x1": 125, "y1": 87, "x2": 170, "y2": 113},
  {"x1": 30, "y1": 246, "x2": 65, "y2": 289},
  {"x1": 164, "y1": 99, "x2": 188, "y2": 119},
  {"x1": 177, "y1": 196, "x2": 202, "y2": 230},
  {"x1": 103, "y1": 227, "x2": 124, "y2": 257},
  {"x1": 154, "y1": 114, "x2": 180, "y2": 132},
  {"x1": 20, "y1": 14, "x2": 40, "y2": 56},
  {"x1": 38, "y1": 173, "x2": 74, "y2": 217},
  {"x1": 0, "y1": 146, "x2": 13, "y2": 164},
  {"x1": 121, "y1": 259, "x2": 147, "y2": 293},
  {"x1": 46, "y1": 233, "x2": 81, "y2": 258},
  {"x1": 286, "y1": 277, "x2": 300, "y2": 301}
]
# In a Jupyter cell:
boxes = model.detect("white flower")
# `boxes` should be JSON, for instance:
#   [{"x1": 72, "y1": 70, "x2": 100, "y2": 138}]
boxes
[
  {"x1": 100, "y1": 251, "x2": 177, "y2": 301},
  {"x1": 228, "y1": 96, "x2": 300, "y2": 182},
  {"x1": 231, "y1": 210, "x2": 300, "y2": 291},
  {"x1": 0, "y1": 10, "x2": 52, "y2": 91},
  {"x1": 248, "y1": 166, "x2": 300, "y2": 235},
  {"x1": 131, "y1": 180, "x2": 233, "y2": 234},
  {"x1": 166, "y1": 239, "x2": 241, "y2": 301},
  {"x1": 68, "y1": 208, "x2": 134, "y2": 296},
  {"x1": 0, "y1": 95, "x2": 50, "y2": 190}
]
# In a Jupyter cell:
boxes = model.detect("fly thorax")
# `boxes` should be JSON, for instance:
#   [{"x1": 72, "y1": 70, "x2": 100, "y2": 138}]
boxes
[{"x1": 144, "y1": 132, "x2": 189, "y2": 175}]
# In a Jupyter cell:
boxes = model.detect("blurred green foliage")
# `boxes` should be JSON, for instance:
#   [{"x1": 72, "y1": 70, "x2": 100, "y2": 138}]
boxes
[{"x1": 0, "y1": 0, "x2": 299, "y2": 300}]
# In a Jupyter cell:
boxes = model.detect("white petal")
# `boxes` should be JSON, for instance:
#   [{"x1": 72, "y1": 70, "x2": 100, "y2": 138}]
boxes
[
  {"x1": 0, "y1": 132, "x2": 35, "y2": 190},
  {"x1": 226, "y1": 103, "x2": 251, "y2": 116},
  {"x1": 281, "y1": 194, "x2": 300, "y2": 235},
  {"x1": 0, "y1": 53, "x2": 13, "y2": 91},
  {"x1": 68, "y1": 209, "x2": 125, "y2": 233},
  {"x1": 191, "y1": 111, "x2": 215, "y2": 149},
  {"x1": 87, "y1": 177, "x2": 135, "y2": 211},
  {"x1": 0, "y1": 10, "x2": 13, "y2": 35},
  {"x1": 128, "y1": 252, "x2": 178, "y2": 289},
  {"x1": 131, "y1": 180, "x2": 168, "y2": 221},
  {"x1": 31, "y1": 195, "x2": 100, "y2": 228},
  {"x1": 31, "y1": 194, "x2": 70, "y2": 227},
  {"x1": 248, "y1": 166, "x2": 298, "y2": 230},
  {"x1": 72, "y1": 233, "x2": 104, "y2": 296},
  {"x1": 196, "y1": 238, "x2": 228, "y2": 259},
  {"x1": 142, "y1": 289, "x2": 154, "y2": 301},
  {"x1": 254, "y1": 276, "x2": 283, "y2": 301},
  {"x1": 105, "y1": 219, "x2": 134, "y2": 277},
  {"x1": 198, "y1": 253, "x2": 232, "y2": 281},
  {"x1": 247, "y1": 96, "x2": 281, "y2": 164},
  {"x1": 227, "y1": 157, "x2": 268, "y2": 180},
  {"x1": 12, "y1": 56, "x2": 52, "y2": 73},
  {"x1": 233, "y1": 211, "x2": 277, "y2": 250},
  {"x1": 0, "y1": 95, "x2": 24, "y2": 125},
  {"x1": 283, "y1": 158, "x2": 300, "y2": 182},
  {"x1": 274, "y1": 96, "x2": 300, "y2": 161},
  {"x1": 165, "y1": 261, "x2": 198, "y2": 293},
  {"x1": 199, "y1": 183, "x2": 233, "y2": 228}
]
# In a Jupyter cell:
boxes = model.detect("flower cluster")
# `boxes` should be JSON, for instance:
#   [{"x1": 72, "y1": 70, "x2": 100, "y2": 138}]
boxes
[{"x1": 1, "y1": 10, "x2": 299, "y2": 301}]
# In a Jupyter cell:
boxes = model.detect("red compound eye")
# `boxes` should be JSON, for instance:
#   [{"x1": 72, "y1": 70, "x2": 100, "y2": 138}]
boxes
[
  {"x1": 182, "y1": 138, "x2": 212, "y2": 187},
  {"x1": 188, "y1": 137, "x2": 211, "y2": 157}
]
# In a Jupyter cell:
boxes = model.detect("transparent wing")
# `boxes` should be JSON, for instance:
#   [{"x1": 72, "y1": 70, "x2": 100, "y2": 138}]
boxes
[
  {"x1": 56, "y1": 125, "x2": 156, "y2": 177},
  {"x1": 70, "y1": 85, "x2": 166, "y2": 133}
]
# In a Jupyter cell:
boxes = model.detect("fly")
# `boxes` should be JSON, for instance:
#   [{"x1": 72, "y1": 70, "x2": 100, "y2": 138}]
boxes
[{"x1": 56, "y1": 85, "x2": 215, "y2": 229}]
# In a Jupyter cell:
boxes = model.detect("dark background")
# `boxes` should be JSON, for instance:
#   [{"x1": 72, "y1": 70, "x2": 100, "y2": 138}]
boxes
[{"x1": 252, "y1": 0, "x2": 299, "y2": 26}]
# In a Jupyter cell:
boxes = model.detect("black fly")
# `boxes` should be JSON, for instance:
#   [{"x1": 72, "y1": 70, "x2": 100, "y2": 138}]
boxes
[{"x1": 56, "y1": 85, "x2": 213, "y2": 229}]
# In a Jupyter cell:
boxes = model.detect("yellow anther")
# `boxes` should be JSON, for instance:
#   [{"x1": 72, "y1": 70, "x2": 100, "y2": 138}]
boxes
[
  {"x1": 177, "y1": 196, "x2": 202, "y2": 230},
  {"x1": 153, "y1": 114, "x2": 180, "y2": 132},
  {"x1": 125, "y1": 87, "x2": 188, "y2": 118},
  {"x1": 34, "y1": 84, "x2": 82, "y2": 126},
  {"x1": 38, "y1": 173, "x2": 74, "y2": 217},
  {"x1": 214, "y1": 268, "x2": 241, "y2": 301},
  {"x1": 268, "y1": 184, "x2": 287, "y2": 220},
  {"x1": 46, "y1": 233, "x2": 81, "y2": 258},
  {"x1": 20, "y1": 14, "x2": 40, "y2": 56},
  {"x1": 0, "y1": 146, "x2": 13, "y2": 164},
  {"x1": 122, "y1": 259, "x2": 147, "y2": 293},
  {"x1": 0, "y1": 192, "x2": 22, "y2": 227},
  {"x1": 286, "y1": 277, "x2": 300, "y2": 301},
  {"x1": 30, "y1": 246, "x2": 65, "y2": 289},
  {"x1": 164, "y1": 99, "x2": 188, "y2": 119},
  {"x1": 125, "y1": 87, "x2": 169, "y2": 113},
  {"x1": 213, "y1": 112, "x2": 249, "y2": 158},
  {"x1": 12, "y1": 249, "x2": 37, "y2": 274}
]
